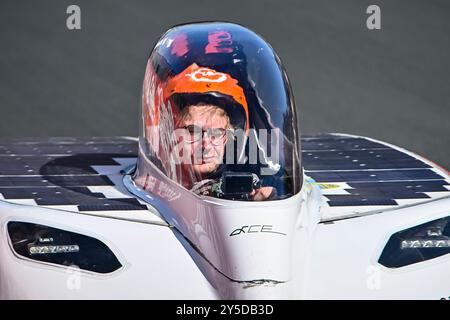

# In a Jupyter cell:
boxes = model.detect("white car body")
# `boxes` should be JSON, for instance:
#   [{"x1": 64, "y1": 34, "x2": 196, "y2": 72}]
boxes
[{"x1": 0, "y1": 133, "x2": 449, "y2": 299}]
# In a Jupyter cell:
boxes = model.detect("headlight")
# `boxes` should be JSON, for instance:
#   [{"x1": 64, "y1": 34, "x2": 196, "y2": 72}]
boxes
[
  {"x1": 7, "y1": 221, "x2": 122, "y2": 274},
  {"x1": 378, "y1": 216, "x2": 450, "y2": 268}
]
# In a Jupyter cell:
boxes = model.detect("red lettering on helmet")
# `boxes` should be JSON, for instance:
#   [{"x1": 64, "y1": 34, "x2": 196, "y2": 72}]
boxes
[
  {"x1": 205, "y1": 31, "x2": 233, "y2": 54},
  {"x1": 171, "y1": 33, "x2": 189, "y2": 57}
]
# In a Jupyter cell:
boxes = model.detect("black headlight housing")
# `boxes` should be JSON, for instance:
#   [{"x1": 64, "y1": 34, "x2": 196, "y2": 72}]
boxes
[
  {"x1": 378, "y1": 216, "x2": 450, "y2": 268},
  {"x1": 7, "y1": 221, "x2": 122, "y2": 274}
]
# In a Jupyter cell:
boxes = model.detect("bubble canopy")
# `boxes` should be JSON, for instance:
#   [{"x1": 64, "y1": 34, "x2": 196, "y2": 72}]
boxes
[{"x1": 135, "y1": 22, "x2": 302, "y2": 201}]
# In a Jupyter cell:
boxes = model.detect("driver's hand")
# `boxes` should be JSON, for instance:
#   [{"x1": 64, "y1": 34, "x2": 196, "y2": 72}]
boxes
[{"x1": 250, "y1": 186, "x2": 275, "y2": 201}]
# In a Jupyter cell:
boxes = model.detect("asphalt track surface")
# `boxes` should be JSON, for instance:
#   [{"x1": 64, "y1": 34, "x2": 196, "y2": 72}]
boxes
[{"x1": 0, "y1": 0, "x2": 449, "y2": 169}]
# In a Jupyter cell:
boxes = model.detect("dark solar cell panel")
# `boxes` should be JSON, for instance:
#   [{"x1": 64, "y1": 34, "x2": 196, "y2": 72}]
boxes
[
  {"x1": 78, "y1": 198, "x2": 147, "y2": 211},
  {"x1": 0, "y1": 187, "x2": 104, "y2": 205},
  {"x1": 348, "y1": 180, "x2": 449, "y2": 189},
  {"x1": 302, "y1": 137, "x2": 387, "y2": 151},
  {"x1": 307, "y1": 169, "x2": 443, "y2": 182},
  {"x1": 0, "y1": 153, "x2": 135, "y2": 175},
  {"x1": 0, "y1": 143, "x2": 138, "y2": 155},
  {"x1": 326, "y1": 180, "x2": 448, "y2": 206},
  {"x1": 0, "y1": 138, "x2": 147, "y2": 212},
  {"x1": 303, "y1": 149, "x2": 430, "y2": 170},
  {"x1": 0, "y1": 175, "x2": 113, "y2": 187},
  {"x1": 325, "y1": 196, "x2": 398, "y2": 206}
]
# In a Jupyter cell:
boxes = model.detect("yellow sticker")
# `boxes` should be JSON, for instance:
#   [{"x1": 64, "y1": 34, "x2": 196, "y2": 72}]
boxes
[{"x1": 317, "y1": 183, "x2": 341, "y2": 190}]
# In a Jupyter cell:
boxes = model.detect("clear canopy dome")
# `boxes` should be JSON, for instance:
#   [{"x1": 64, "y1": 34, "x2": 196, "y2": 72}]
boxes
[{"x1": 135, "y1": 22, "x2": 302, "y2": 201}]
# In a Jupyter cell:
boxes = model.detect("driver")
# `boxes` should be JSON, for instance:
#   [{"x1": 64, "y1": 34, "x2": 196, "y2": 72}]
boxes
[
  {"x1": 165, "y1": 63, "x2": 275, "y2": 200},
  {"x1": 175, "y1": 101, "x2": 275, "y2": 201}
]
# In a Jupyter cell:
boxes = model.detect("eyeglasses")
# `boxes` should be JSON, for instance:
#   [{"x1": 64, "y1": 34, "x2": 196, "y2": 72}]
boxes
[{"x1": 183, "y1": 124, "x2": 227, "y2": 145}]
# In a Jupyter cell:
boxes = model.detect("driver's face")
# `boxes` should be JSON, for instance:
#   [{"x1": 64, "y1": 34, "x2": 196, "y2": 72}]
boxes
[{"x1": 179, "y1": 105, "x2": 228, "y2": 177}]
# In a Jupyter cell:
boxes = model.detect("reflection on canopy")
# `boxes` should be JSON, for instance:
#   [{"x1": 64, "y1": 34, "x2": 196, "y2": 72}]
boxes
[{"x1": 136, "y1": 22, "x2": 302, "y2": 201}]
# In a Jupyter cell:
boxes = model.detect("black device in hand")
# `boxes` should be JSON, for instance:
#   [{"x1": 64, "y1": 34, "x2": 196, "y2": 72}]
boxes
[{"x1": 218, "y1": 171, "x2": 261, "y2": 200}]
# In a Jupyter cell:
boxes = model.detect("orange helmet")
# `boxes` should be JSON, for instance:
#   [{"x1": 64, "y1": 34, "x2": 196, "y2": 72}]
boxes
[{"x1": 164, "y1": 63, "x2": 250, "y2": 133}]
